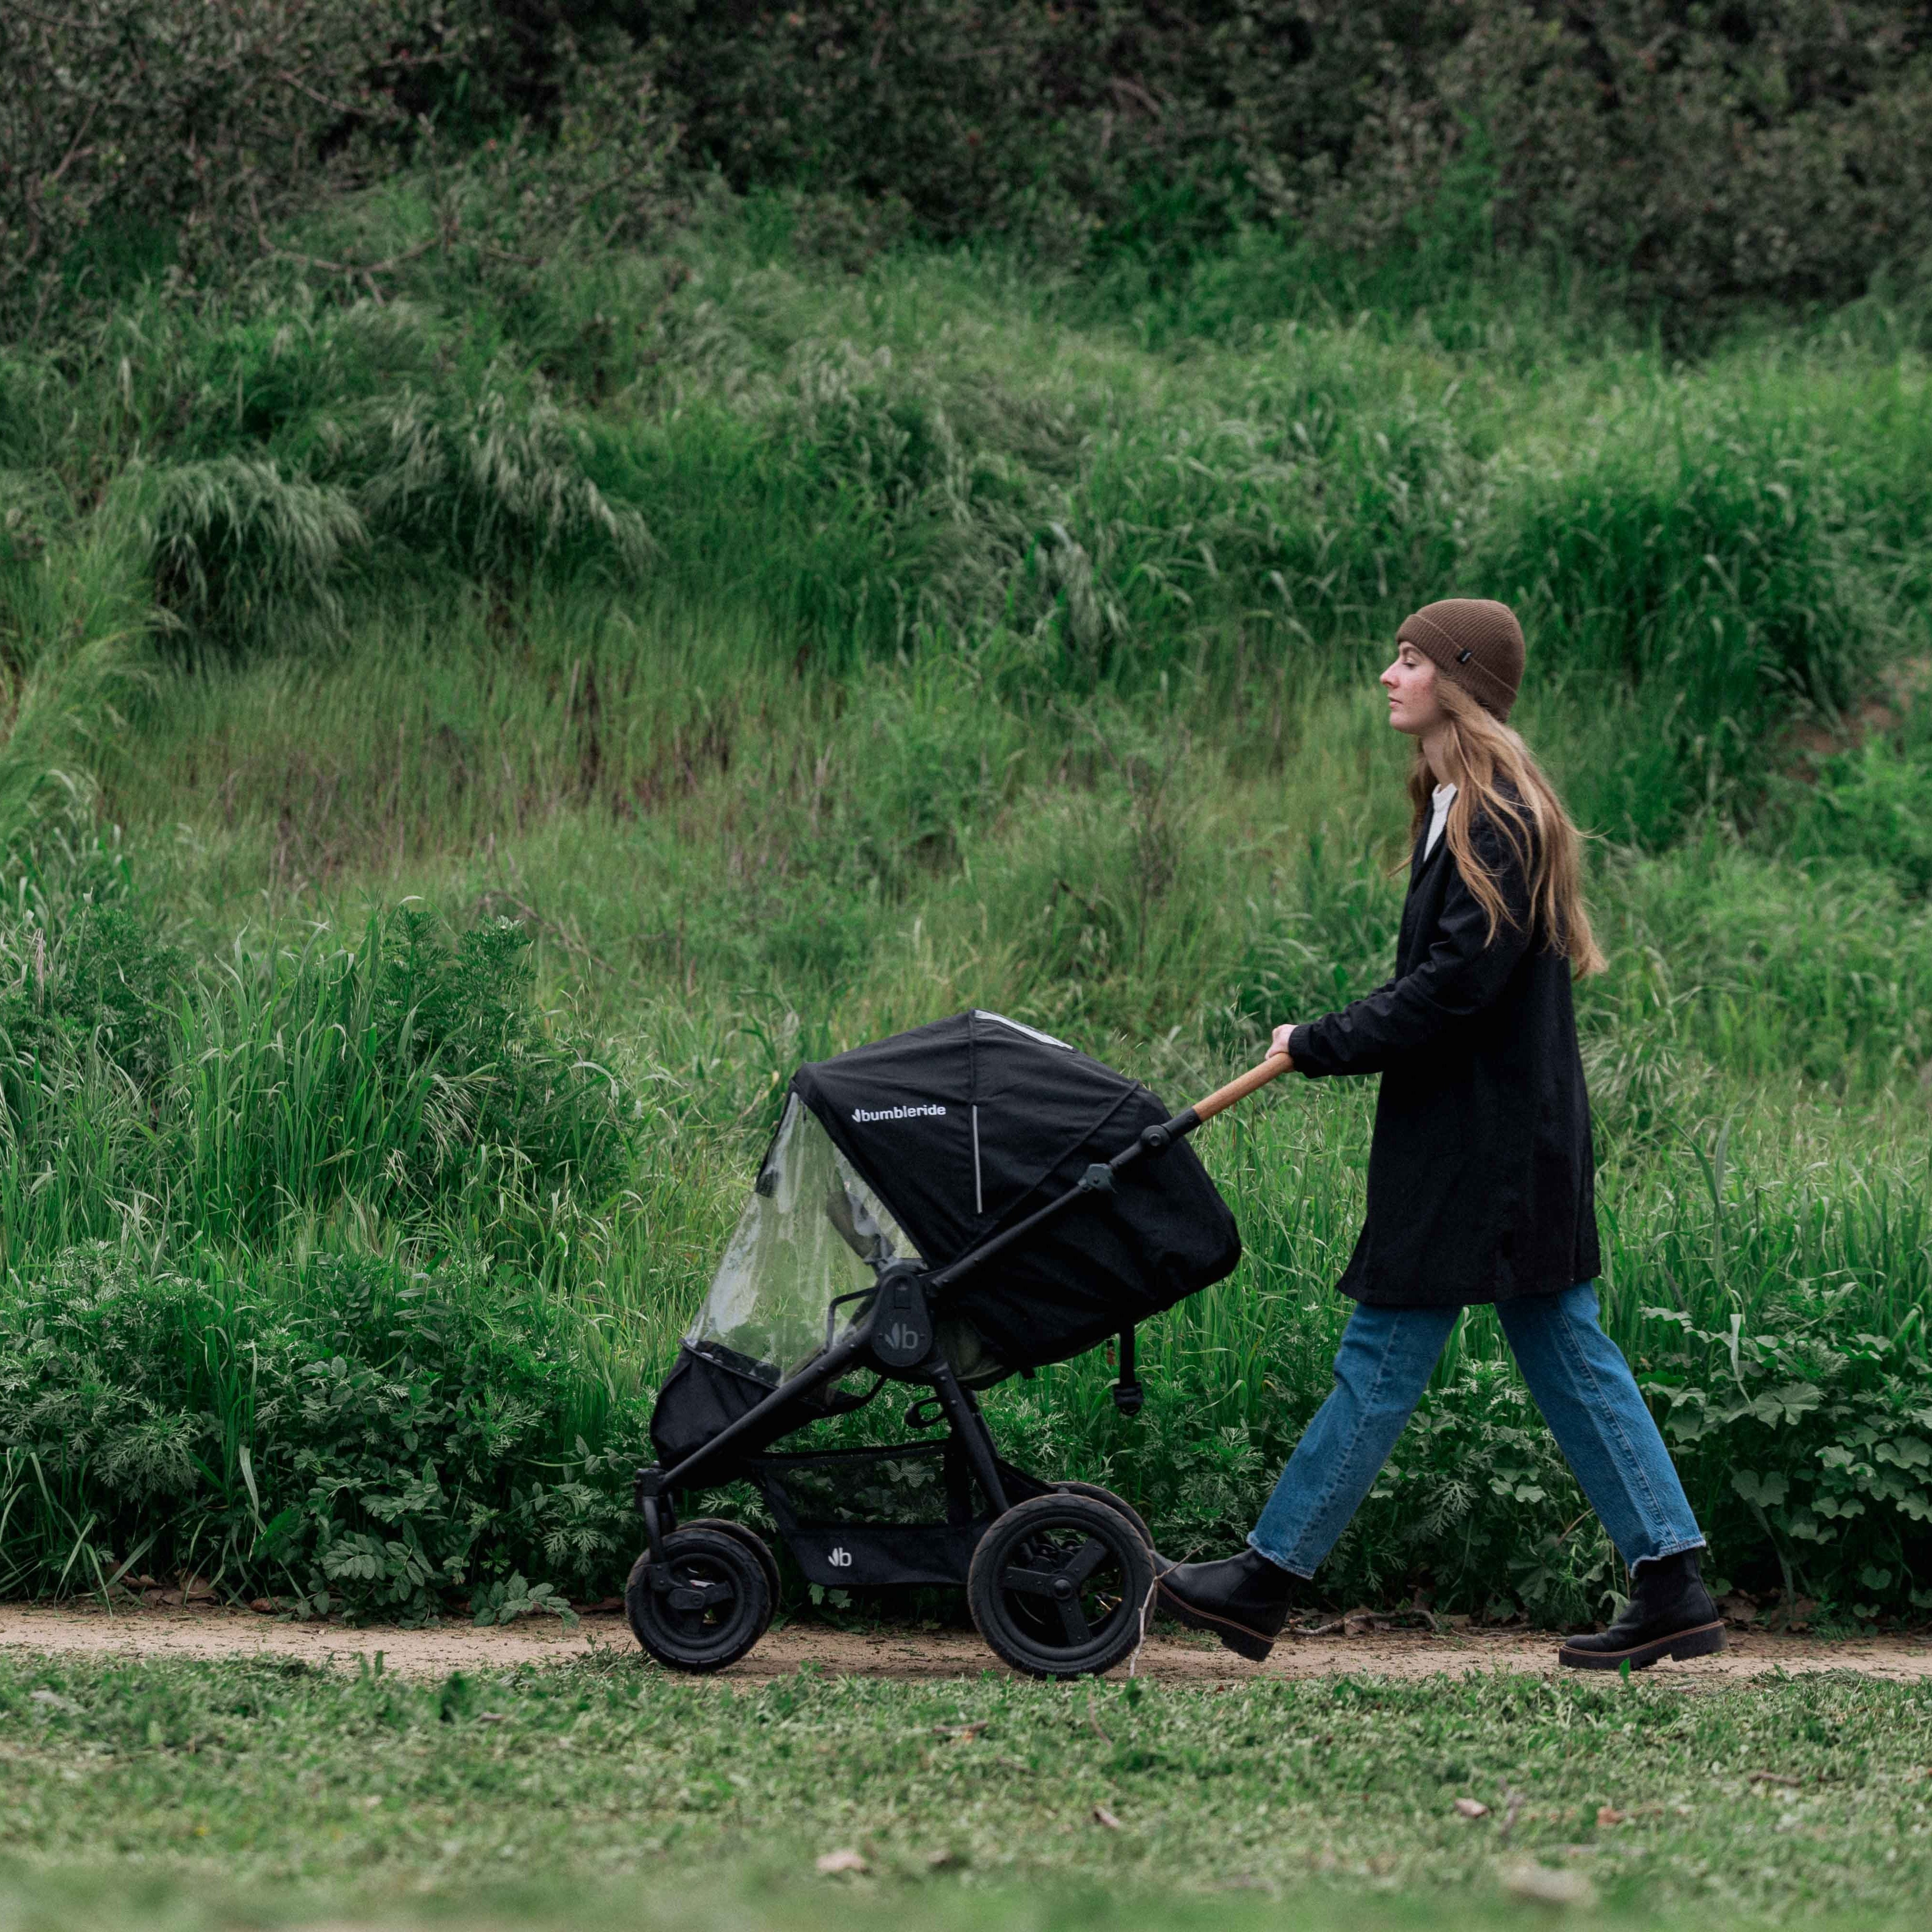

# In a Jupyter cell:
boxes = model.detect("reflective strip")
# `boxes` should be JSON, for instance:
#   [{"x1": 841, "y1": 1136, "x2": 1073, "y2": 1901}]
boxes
[
  {"x1": 971, "y1": 1105, "x2": 983, "y2": 1216},
  {"x1": 973, "y1": 1009, "x2": 1071, "y2": 1050}
]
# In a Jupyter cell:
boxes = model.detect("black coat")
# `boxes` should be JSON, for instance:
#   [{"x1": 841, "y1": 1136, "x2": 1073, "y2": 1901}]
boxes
[{"x1": 1288, "y1": 808, "x2": 1600, "y2": 1309}]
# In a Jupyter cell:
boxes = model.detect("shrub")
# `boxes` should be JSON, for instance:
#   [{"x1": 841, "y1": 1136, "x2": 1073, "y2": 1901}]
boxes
[
  {"x1": 0, "y1": 0, "x2": 447, "y2": 330},
  {"x1": 631, "y1": 1, "x2": 1932, "y2": 322},
  {"x1": 0, "y1": 5, "x2": 675, "y2": 339},
  {"x1": 0, "y1": 1244, "x2": 649, "y2": 1616}
]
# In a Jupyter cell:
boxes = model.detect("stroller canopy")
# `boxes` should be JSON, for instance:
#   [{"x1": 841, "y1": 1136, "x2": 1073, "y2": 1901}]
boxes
[
  {"x1": 799, "y1": 1012, "x2": 1240, "y2": 1363},
  {"x1": 654, "y1": 1011, "x2": 1242, "y2": 1469}
]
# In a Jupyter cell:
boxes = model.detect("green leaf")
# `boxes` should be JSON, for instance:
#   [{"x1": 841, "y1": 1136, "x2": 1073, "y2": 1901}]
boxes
[
  {"x1": 1732, "y1": 1469, "x2": 1788, "y2": 1509},
  {"x1": 1749, "y1": 1382, "x2": 1822, "y2": 1427}
]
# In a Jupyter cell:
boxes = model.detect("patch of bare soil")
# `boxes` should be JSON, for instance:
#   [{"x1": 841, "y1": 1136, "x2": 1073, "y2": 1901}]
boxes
[{"x1": 4, "y1": 1600, "x2": 1929, "y2": 1687}]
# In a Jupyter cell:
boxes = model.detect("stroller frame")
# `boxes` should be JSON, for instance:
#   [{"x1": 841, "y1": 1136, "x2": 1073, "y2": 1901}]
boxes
[{"x1": 629, "y1": 1050, "x2": 1290, "y2": 1679}]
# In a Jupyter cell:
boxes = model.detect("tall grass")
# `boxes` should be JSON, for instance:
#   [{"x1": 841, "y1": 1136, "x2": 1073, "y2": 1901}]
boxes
[{"x1": 1, "y1": 188, "x2": 1930, "y2": 1624}]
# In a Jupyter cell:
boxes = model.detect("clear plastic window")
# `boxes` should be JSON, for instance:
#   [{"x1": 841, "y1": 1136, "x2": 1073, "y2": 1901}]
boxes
[{"x1": 686, "y1": 1096, "x2": 920, "y2": 1385}]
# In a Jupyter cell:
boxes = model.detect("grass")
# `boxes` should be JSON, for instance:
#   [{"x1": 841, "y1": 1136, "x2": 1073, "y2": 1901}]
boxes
[
  {"x1": 0, "y1": 185, "x2": 1931, "y2": 1622},
  {"x1": 1, "y1": 1653, "x2": 1931, "y2": 1930}
]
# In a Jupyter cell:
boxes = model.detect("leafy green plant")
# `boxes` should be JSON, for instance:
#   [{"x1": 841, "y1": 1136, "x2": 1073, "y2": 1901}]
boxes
[
  {"x1": 470, "y1": 1571, "x2": 578, "y2": 1625},
  {"x1": 1641, "y1": 1301, "x2": 1932, "y2": 1613},
  {"x1": 0, "y1": 1244, "x2": 651, "y2": 1617}
]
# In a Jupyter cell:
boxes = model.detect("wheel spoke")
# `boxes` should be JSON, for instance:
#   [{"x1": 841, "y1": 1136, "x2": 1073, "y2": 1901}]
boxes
[
  {"x1": 1001, "y1": 1564, "x2": 1059, "y2": 1598},
  {"x1": 664, "y1": 1563, "x2": 736, "y2": 1638},
  {"x1": 1063, "y1": 1537, "x2": 1110, "y2": 1585},
  {"x1": 1056, "y1": 1596, "x2": 1093, "y2": 1646}
]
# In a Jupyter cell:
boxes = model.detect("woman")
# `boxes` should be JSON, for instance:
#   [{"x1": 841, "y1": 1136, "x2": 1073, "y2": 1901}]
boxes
[{"x1": 1157, "y1": 599, "x2": 1723, "y2": 1672}]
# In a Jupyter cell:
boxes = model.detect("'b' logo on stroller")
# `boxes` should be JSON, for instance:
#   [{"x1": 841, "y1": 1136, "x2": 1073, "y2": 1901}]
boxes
[{"x1": 829, "y1": 1546, "x2": 852, "y2": 1568}]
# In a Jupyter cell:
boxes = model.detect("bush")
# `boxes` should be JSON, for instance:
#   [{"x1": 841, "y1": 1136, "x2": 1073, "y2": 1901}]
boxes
[
  {"x1": 0, "y1": 1244, "x2": 648, "y2": 1616},
  {"x1": 0, "y1": 4, "x2": 675, "y2": 338},
  {"x1": 0, "y1": 0, "x2": 445, "y2": 330},
  {"x1": 629, "y1": 1, "x2": 1932, "y2": 322},
  {"x1": 12, "y1": 3, "x2": 1932, "y2": 338}
]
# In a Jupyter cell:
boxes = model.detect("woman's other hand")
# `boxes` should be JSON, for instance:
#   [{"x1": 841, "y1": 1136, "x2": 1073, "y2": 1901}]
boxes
[{"x1": 1270, "y1": 1022, "x2": 1298, "y2": 1061}]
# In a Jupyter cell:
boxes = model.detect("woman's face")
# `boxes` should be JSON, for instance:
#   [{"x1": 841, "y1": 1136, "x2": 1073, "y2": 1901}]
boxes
[{"x1": 1381, "y1": 640, "x2": 1444, "y2": 737}]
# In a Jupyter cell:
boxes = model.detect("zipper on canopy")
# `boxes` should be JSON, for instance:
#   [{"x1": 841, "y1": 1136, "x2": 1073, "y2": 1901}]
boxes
[{"x1": 971, "y1": 1104, "x2": 983, "y2": 1217}]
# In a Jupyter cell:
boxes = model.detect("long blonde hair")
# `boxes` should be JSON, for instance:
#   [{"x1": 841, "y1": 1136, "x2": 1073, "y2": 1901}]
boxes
[{"x1": 1412, "y1": 680, "x2": 1606, "y2": 977}]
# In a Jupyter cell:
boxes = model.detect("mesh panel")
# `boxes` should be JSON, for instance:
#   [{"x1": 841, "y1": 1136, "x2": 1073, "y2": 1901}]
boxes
[{"x1": 759, "y1": 1444, "x2": 955, "y2": 1529}]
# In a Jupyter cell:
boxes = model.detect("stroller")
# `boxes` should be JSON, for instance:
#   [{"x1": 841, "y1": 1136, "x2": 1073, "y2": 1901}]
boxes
[{"x1": 628, "y1": 1011, "x2": 1288, "y2": 1679}]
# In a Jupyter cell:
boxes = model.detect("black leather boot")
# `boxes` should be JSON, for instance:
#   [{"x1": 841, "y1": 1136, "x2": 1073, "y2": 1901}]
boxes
[
  {"x1": 1154, "y1": 1546, "x2": 1300, "y2": 1662},
  {"x1": 1558, "y1": 1549, "x2": 1726, "y2": 1671}
]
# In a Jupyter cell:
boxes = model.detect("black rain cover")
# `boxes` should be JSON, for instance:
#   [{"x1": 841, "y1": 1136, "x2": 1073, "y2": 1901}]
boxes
[{"x1": 791, "y1": 1011, "x2": 1240, "y2": 1371}]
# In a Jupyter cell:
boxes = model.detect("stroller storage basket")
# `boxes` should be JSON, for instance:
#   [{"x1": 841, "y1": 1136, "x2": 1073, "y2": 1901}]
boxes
[{"x1": 752, "y1": 1441, "x2": 1045, "y2": 1590}]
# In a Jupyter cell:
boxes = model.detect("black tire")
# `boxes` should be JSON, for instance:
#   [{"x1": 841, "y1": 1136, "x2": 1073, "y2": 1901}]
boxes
[
  {"x1": 1000, "y1": 1483, "x2": 1155, "y2": 1651},
  {"x1": 625, "y1": 1527, "x2": 772, "y2": 1673},
  {"x1": 967, "y1": 1492, "x2": 1155, "y2": 1679},
  {"x1": 677, "y1": 1517, "x2": 782, "y2": 1614},
  {"x1": 1052, "y1": 1481, "x2": 1154, "y2": 1550}
]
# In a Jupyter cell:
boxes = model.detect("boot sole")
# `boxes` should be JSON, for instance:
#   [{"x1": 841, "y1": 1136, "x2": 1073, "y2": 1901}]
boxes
[
  {"x1": 1155, "y1": 1577, "x2": 1276, "y2": 1664},
  {"x1": 1558, "y1": 1619, "x2": 1727, "y2": 1671}
]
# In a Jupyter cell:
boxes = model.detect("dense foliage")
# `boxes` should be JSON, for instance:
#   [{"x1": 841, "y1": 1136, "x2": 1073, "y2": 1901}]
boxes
[
  {"x1": 640, "y1": 0, "x2": 1932, "y2": 318},
  {"x1": 9, "y1": 3, "x2": 1932, "y2": 334}
]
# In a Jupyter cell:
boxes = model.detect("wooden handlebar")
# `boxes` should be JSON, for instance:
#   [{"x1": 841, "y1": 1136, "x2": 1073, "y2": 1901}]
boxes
[{"x1": 1189, "y1": 1047, "x2": 1293, "y2": 1124}]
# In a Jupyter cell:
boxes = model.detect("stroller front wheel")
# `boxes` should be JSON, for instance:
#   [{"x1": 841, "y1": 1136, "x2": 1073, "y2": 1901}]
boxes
[
  {"x1": 626, "y1": 1526, "x2": 774, "y2": 1673},
  {"x1": 676, "y1": 1515, "x2": 783, "y2": 1607},
  {"x1": 968, "y1": 1492, "x2": 1155, "y2": 1679}
]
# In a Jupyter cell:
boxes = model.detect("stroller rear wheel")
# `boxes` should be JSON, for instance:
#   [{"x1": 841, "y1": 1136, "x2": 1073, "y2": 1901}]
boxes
[
  {"x1": 1002, "y1": 1483, "x2": 1153, "y2": 1653},
  {"x1": 626, "y1": 1526, "x2": 773, "y2": 1673},
  {"x1": 1052, "y1": 1481, "x2": 1153, "y2": 1550},
  {"x1": 968, "y1": 1492, "x2": 1155, "y2": 1679}
]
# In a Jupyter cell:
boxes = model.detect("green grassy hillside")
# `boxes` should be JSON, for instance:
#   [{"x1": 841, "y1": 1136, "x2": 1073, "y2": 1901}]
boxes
[{"x1": 2, "y1": 186, "x2": 1930, "y2": 1625}]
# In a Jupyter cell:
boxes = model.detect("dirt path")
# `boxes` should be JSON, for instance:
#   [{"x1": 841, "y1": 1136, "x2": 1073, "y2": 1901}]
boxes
[{"x1": 5, "y1": 1600, "x2": 1929, "y2": 1687}]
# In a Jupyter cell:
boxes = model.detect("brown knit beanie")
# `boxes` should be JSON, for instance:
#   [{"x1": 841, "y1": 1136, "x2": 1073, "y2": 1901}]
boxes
[{"x1": 1397, "y1": 598, "x2": 1525, "y2": 723}]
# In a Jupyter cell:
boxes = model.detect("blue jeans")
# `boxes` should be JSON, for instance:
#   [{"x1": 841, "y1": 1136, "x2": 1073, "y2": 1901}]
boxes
[{"x1": 1249, "y1": 1283, "x2": 1703, "y2": 1577}]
